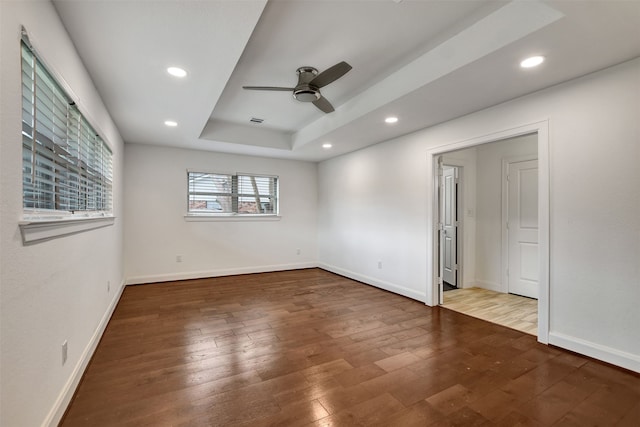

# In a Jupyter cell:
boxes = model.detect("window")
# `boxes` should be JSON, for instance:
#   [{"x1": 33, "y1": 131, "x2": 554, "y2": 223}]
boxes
[
  {"x1": 188, "y1": 172, "x2": 278, "y2": 216},
  {"x1": 21, "y1": 40, "x2": 113, "y2": 217}
]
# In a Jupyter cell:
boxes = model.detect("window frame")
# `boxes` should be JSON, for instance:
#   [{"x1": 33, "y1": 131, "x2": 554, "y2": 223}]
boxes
[{"x1": 186, "y1": 171, "x2": 280, "y2": 220}]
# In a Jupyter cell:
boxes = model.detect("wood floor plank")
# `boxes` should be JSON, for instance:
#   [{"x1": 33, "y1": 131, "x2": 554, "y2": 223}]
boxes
[{"x1": 60, "y1": 269, "x2": 639, "y2": 426}]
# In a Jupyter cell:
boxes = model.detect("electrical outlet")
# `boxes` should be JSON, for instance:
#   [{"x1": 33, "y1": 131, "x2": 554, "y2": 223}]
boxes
[
  {"x1": 378, "y1": 261, "x2": 383, "y2": 269},
  {"x1": 296, "y1": 248, "x2": 301, "y2": 255},
  {"x1": 62, "y1": 341, "x2": 68, "y2": 365},
  {"x1": 176, "y1": 255, "x2": 182, "y2": 263}
]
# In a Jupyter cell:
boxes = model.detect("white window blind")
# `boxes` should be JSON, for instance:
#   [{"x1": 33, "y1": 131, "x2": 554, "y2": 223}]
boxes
[
  {"x1": 188, "y1": 172, "x2": 278, "y2": 215},
  {"x1": 21, "y1": 40, "x2": 113, "y2": 215}
]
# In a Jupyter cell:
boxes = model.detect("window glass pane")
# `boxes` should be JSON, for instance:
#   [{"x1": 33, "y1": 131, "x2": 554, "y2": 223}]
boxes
[
  {"x1": 21, "y1": 40, "x2": 113, "y2": 215},
  {"x1": 189, "y1": 195, "x2": 233, "y2": 213},
  {"x1": 188, "y1": 173, "x2": 233, "y2": 213},
  {"x1": 188, "y1": 172, "x2": 278, "y2": 215}
]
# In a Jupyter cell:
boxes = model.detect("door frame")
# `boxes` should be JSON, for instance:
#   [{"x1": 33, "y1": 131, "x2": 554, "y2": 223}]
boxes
[
  {"x1": 502, "y1": 155, "x2": 538, "y2": 296},
  {"x1": 426, "y1": 120, "x2": 549, "y2": 344}
]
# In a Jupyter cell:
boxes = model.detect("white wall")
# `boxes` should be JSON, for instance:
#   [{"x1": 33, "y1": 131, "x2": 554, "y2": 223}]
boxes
[
  {"x1": 318, "y1": 139, "x2": 430, "y2": 301},
  {"x1": 318, "y1": 58, "x2": 640, "y2": 372},
  {"x1": 0, "y1": 2, "x2": 125, "y2": 426},
  {"x1": 123, "y1": 144, "x2": 318, "y2": 283},
  {"x1": 474, "y1": 134, "x2": 537, "y2": 291}
]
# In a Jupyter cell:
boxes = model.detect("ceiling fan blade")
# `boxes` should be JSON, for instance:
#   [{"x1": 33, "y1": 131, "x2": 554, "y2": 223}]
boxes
[
  {"x1": 313, "y1": 96, "x2": 335, "y2": 113},
  {"x1": 309, "y1": 61, "x2": 352, "y2": 88},
  {"x1": 242, "y1": 86, "x2": 295, "y2": 91}
]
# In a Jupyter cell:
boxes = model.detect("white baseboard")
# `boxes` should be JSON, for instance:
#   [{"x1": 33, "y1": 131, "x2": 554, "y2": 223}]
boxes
[
  {"x1": 474, "y1": 279, "x2": 503, "y2": 292},
  {"x1": 318, "y1": 263, "x2": 426, "y2": 303},
  {"x1": 43, "y1": 280, "x2": 125, "y2": 427},
  {"x1": 548, "y1": 332, "x2": 640, "y2": 373},
  {"x1": 460, "y1": 281, "x2": 476, "y2": 289},
  {"x1": 125, "y1": 262, "x2": 318, "y2": 285}
]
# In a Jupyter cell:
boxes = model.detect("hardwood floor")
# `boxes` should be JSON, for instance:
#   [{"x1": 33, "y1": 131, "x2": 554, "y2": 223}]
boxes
[
  {"x1": 442, "y1": 287, "x2": 538, "y2": 336},
  {"x1": 61, "y1": 269, "x2": 639, "y2": 426}
]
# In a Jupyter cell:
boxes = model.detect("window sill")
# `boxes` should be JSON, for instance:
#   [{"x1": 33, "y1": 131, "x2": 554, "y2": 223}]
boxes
[
  {"x1": 19, "y1": 215, "x2": 115, "y2": 244},
  {"x1": 184, "y1": 214, "x2": 281, "y2": 222}
]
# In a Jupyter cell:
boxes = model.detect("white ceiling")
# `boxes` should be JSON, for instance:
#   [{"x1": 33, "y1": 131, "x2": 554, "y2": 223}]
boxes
[{"x1": 53, "y1": 0, "x2": 640, "y2": 162}]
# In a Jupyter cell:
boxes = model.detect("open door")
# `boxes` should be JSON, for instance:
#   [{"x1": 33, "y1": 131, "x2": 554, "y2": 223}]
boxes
[
  {"x1": 442, "y1": 166, "x2": 458, "y2": 290},
  {"x1": 438, "y1": 159, "x2": 461, "y2": 304},
  {"x1": 507, "y1": 159, "x2": 539, "y2": 299}
]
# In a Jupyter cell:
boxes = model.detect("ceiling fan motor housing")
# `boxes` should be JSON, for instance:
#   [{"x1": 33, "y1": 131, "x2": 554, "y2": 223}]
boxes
[{"x1": 294, "y1": 67, "x2": 321, "y2": 102}]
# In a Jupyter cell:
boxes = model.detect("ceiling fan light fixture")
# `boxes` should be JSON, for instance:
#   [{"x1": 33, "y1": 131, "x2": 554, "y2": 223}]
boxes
[
  {"x1": 294, "y1": 89, "x2": 321, "y2": 102},
  {"x1": 520, "y1": 56, "x2": 544, "y2": 68},
  {"x1": 167, "y1": 67, "x2": 187, "y2": 77}
]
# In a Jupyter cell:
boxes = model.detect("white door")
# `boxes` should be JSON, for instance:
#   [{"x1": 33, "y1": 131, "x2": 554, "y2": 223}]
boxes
[
  {"x1": 507, "y1": 160, "x2": 539, "y2": 299},
  {"x1": 442, "y1": 166, "x2": 458, "y2": 287},
  {"x1": 437, "y1": 158, "x2": 444, "y2": 304}
]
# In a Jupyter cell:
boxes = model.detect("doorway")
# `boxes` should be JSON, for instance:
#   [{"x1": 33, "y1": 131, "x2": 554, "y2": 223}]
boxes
[{"x1": 428, "y1": 121, "x2": 549, "y2": 343}]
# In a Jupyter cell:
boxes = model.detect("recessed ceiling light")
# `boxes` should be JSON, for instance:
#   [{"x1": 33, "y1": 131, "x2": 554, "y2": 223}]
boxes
[
  {"x1": 167, "y1": 67, "x2": 187, "y2": 77},
  {"x1": 164, "y1": 120, "x2": 178, "y2": 127},
  {"x1": 385, "y1": 116, "x2": 398, "y2": 124},
  {"x1": 322, "y1": 143, "x2": 332, "y2": 149},
  {"x1": 520, "y1": 56, "x2": 544, "y2": 68}
]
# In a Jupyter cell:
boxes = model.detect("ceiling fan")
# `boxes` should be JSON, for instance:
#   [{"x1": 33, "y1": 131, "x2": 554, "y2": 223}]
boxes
[{"x1": 242, "y1": 61, "x2": 352, "y2": 113}]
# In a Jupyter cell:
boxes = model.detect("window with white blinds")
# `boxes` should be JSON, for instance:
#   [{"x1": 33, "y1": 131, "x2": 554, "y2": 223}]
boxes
[
  {"x1": 188, "y1": 172, "x2": 278, "y2": 215},
  {"x1": 21, "y1": 40, "x2": 113, "y2": 216}
]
